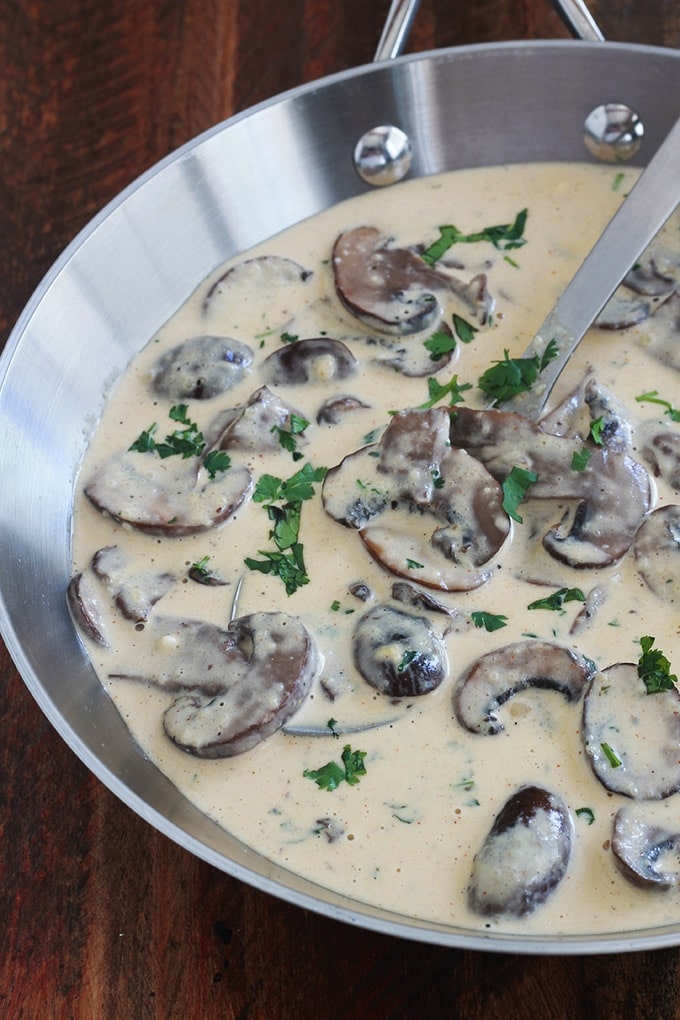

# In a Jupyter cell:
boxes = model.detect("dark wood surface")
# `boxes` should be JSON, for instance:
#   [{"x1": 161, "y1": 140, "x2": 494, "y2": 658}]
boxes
[{"x1": 2, "y1": 2, "x2": 680, "y2": 1017}]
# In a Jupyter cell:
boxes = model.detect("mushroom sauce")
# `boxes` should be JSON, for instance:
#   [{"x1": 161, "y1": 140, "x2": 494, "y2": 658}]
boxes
[{"x1": 70, "y1": 162, "x2": 680, "y2": 937}]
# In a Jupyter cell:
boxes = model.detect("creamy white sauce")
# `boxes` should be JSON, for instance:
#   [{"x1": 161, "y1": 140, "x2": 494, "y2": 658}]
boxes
[{"x1": 71, "y1": 163, "x2": 680, "y2": 936}]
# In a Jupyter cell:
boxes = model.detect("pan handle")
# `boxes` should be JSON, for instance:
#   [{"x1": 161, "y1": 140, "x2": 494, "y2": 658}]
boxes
[
  {"x1": 374, "y1": 0, "x2": 422, "y2": 61},
  {"x1": 549, "y1": 0, "x2": 605, "y2": 41},
  {"x1": 374, "y1": 0, "x2": 605, "y2": 63}
]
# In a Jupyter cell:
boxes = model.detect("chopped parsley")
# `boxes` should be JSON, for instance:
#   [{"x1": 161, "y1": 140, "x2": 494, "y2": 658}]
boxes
[
  {"x1": 271, "y1": 413, "x2": 310, "y2": 461},
  {"x1": 575, "y1": 807, "x2": 595, "y2": 825},
  {"x1": 478, "y1": 341, "x2": 559, "y2": 405},
  {"x1": 420, "y1": 208, "x2": 528, "y2": 265},
  {"x1": 501, "y1": 466, "x2": 538, "y2": 523},
  {"x1": 527, "y1": 587, "x2": 586, "y2": 612},
  {"x1": 130, "y1": 404, "x2": 206, "y2": 460},
  {"x1": 601, "y1": 742, "x2": 622, "y2": 769},
  {"x1": 418, "y1": 373, "x2": 472, "y2": 409},
  {"x1": 452, "y1": 314, "x2": 478, "y2": 344},
  {"x1": 589, "y1": 416, "x2": 605, "y2": 445},
  {"x1": 635, "y1": 390, "x2": 680, "y2": 422},
  {"x1": 424, "y1": 330, "x2": 457, "y2": 362},
  {"x1": 571, "y1": 447, "x2": 592, "y2": 472},
  {"x1": 397, "y1": 650, "x2": 418, "y2": 672},
  {"x1": 244, "y1": 463, "x2": 327, "y2": 595},
  {"x1": 303, "y1": 744, "x2": 367, "y2": 791},
  {"x1": 280, "y1": 331, "x2": 299, "y2": 343},
  {"x1": 405, "y1": 558, "x2": 424, "y2": 570},
  {"x1": 471, "y1": 611, "x2": 508, "y2": 632},
  {"x1": 203, "y1": 450, "x2": 232, "y2": 478},
  {"x1": 637, "y1": 635, "x2": 678, "y2": 694}
]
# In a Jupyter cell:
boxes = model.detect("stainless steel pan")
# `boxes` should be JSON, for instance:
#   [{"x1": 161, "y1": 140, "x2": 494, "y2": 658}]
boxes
[{"x1": 1, "y1": 1, "x2": 680, "y2": 953}]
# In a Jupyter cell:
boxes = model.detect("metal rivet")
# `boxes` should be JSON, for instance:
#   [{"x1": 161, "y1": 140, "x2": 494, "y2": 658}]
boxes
[
  {"x1": 353, "y1": 125, "x2": 412, "y2": 186},
  {"x1": 583, "y1": 104, "x2": 644, "y2": 163}
]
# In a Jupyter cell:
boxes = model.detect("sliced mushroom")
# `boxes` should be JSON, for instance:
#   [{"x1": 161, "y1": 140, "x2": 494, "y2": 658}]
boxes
[
  {"x1": 202, "y1": 255, "x2": 313, "y2": 326},
  {"x1": 323, "y1": 408, "x2": 509, "y2": 591},
  {"x1": 639, "y1": 426, "x2": 680, "y2": 490},
  {"x1": 85, "y1": 450, "x2": 252, "y2": 537},
  {"x1": 162, "y1": 612, "x2": 320, "y2": 757},
  {"x1": 332, "y1": 226, "x2": 493, "y2": 336},
  {"x1": 612, "y1": 803, "x2": 680, "y2": 890},
  {"x1": 468, "y1": 785, "x2": 573, "y2": 917},
  {"x1": 582, "y1": 662, "x2": 680, "y2": 799},
  {"x1": 67, "y1": 569, "x2": 110, "y2": 647},
  {"x1": 151, "y1": 335, "x2": 253, "y2": 400},
  {"x1": 569, "y1": 584, "x2": 607, "y2": 635},
  {"x1": 595, "y1": 250, "x2": 678, "y2": 330},
  {"x1": 367, "y1": 322, "x2": 457, "y2": 377},
  {"x1": 316, "y1": 394, "x2": 370, "y2": 425},
  {"x1": 209, "y1": 385, "x2": 307, "y2": 454},
  {"x1": 260, "y1": 337, "x2": 357, "y2": 387},
  {"x1": 91, "y1": 545, "x2": 175, "y2": 622},
  {"x1": 68, "y1": 545, "x2": 176, "y2": 646},
  {"x1": 352, "y1": 604, "x2": 447, "y2": 697},
  {"x1": 633, "y1": 505, "x2": 680, "y2": 603},
  {"x1": 449, "y1": 405, "x2": 651, "y2": 568},
  {"x1": 454, "y1": 640, "x2": 595, "y2": 735}
]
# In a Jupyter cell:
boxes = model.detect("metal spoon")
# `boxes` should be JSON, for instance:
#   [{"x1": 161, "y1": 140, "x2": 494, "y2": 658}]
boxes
[{"x1": 499, "y1": 112, "x2": 680, "y2": 420}]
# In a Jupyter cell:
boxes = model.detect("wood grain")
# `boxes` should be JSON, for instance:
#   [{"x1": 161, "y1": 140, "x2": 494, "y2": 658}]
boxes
[{"x1": 1, "y1": 2, "x2": 680, "y2": 1017}]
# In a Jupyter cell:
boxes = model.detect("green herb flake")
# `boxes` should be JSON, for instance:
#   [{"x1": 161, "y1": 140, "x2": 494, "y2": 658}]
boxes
[
  {"x1": 452, "y1": 314, "x2": 478, "y2": 344},
  {"x1": 576, "y1": 807, "x2": 595, "y2": 825},
  {"x1": 420, "y1": 208, "x2": 528, "y2": 265},
  {"x1": 637, "y1": 635, "x2": 678, "y2": 694},
  {"x1": 397, "y1": 650, "x2": 418, "y2": 673},
  {"x1": 203, "y1": 450, "x2": 231, "y2": 478},
  {"x1": 405, "y1": 558, "x2": 425, "y2": 570},
  {"x1": 330, "y1": 600, "x2": 341, "y2": 612},
  {"x1": 601, "y1": 742, "x2": 622, "y2": 769},
  {"x1": 571, "y1": 447, "x2": 592, "y2": 472},
  {"x1": 327, "y1": 718, "x2": 340, "y2": 738},
  {"x1": 129, "y1": 405, "x2": 206, "y2": 460},
  {"x1": 477, "y1": 340, "x2": 558, "y2": 405},
  {"x1": 612, "y1": 171, "x2": 625, "y2": 191},
  {"x1": 418, "y1": 374, "x2": 473, "y2": 409},
  {"x1": 190, "y1": 555, "x2": 211, "y2": 578},
  {"x1": 303, "y1": 744, "x2": 367, "y2": 791},
  {"x1": 246, "y1": 463, "x2": 327, "y2": 595},
  {"x1": 280, "y1": 331, "x2": 299, "y2": 343},
  {"x1": 424, "y1": 330, "x2": 457, "y2": 362},
  {"x1": 471, "y1": 611, "x2": 508, "y2": 632},
  {"x1": 501, "y1": 466, "x2": 538, "y2": 523},
  {"x1": 636, "y1": 390, "x2": 680, "y2": 422},
  {"x1": 527, "y1": 587, "x2": 586, "y2": 612},
  {"x1": 589, "y1": 416, "x2": 605, "y2": 445}
]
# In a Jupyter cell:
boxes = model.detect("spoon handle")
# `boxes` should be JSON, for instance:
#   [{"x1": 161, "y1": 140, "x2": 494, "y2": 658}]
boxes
[{"x1": 500, "y1": 113, "x2": 680, "y2": 420}]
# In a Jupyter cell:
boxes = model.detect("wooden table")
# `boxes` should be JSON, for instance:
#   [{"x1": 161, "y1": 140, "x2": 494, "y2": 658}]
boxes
[{"x1": 2, "y1": 2, "x2": 680, "y2": 1017}]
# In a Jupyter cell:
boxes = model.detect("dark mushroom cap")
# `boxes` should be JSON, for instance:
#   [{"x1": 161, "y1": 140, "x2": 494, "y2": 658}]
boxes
[
  {"x1": 85, "y1": 449, "x2": 252, "y2": 536},
  {"x1": 468, "y1": 785, "x2": 573, "y2": 917},
  {"x1": 151, "y1": 335, "x2": 253, "y2": 400},
  {"x1": 323, "y1": 407, "x2": 509, "y2": 591},
  {"x1": 352, "y1": 603, "x2": 448, "y2": 697},
  {"x1": 612, "y1": 803, "x2": 680, "y2": 890},
  {"x1": 454, "y1": 640, "x2": 595, "y2": 735},
  {"x1": 633, "y1": 505, "x2": 680, "y2": 603},
  {"x1": 449, "y1": 403, "x2": 651, "y2": 568},
  {"x1": 260, "y1": 337, "x2": 357, "y2": 386},
  {"x1": 162, "y1": 612, "x2": 320, "y2": 757},
  {"x1": 583, "y1": 662, "x2": 680, "y2": 799}
]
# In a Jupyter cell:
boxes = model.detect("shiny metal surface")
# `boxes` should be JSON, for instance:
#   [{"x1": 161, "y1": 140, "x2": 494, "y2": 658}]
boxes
[
  {"x1": 502, "y1": 111, "x2": 680, "y2": 419},
  {"x1": 550, "y1": 0, "x2": 605, "y2": 41},
  {"x1": 2, "y1": 41, "x2": 680, "y2": 953},
  {"x1": 353, "y1": 124, "x2": 412, "y2": 185},
  {"x1": 583, "y1": 103, "x2": 645, "y2": 161}
]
